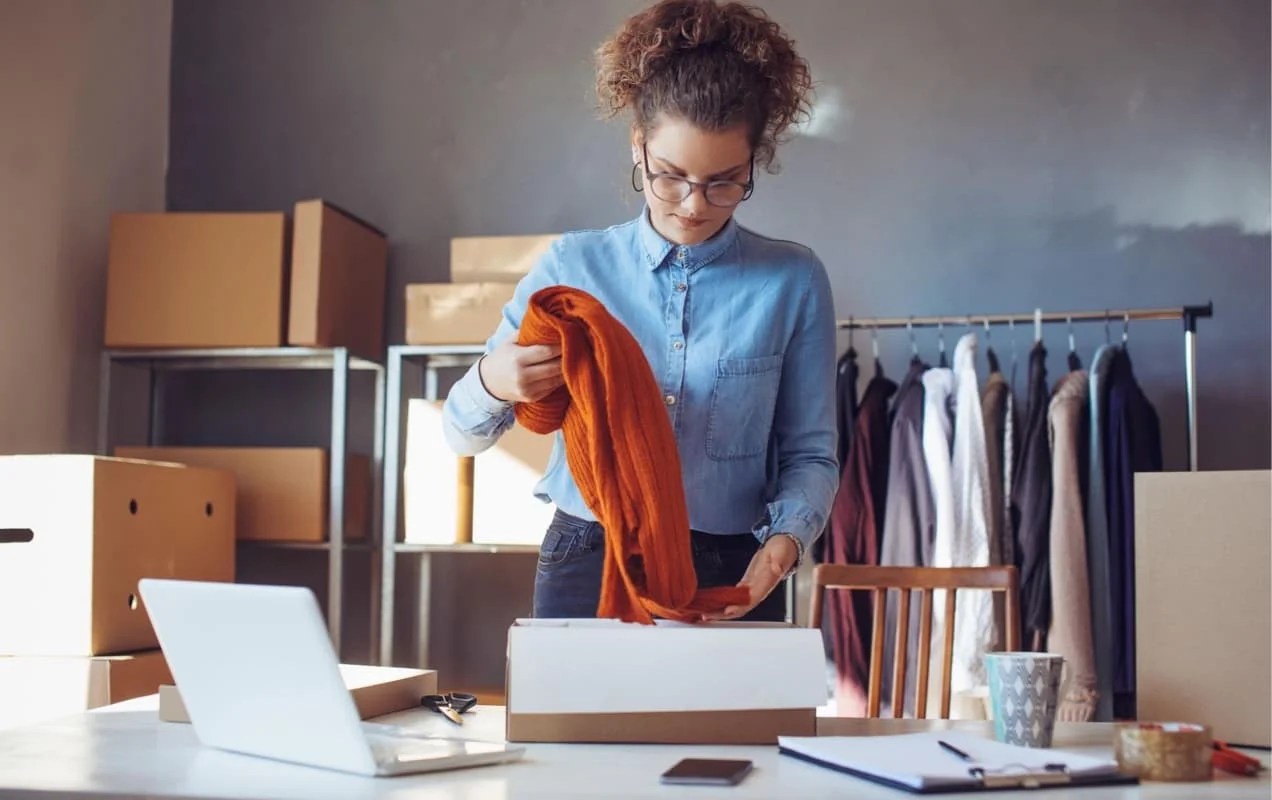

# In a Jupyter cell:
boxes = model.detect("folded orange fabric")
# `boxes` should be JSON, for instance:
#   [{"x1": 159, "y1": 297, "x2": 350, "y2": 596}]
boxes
[{"x1": 515, "y1": 285, "x2": 750, "y2": 623}]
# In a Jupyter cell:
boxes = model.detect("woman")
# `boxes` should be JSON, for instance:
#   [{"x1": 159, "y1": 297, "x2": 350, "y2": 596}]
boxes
[{"x1": 442, "y1": 0, "x2": 837, "y2": 622}]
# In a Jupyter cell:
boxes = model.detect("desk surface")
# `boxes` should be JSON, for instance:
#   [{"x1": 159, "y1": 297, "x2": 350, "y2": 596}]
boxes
[{"x1": 0, "y1": 698, "x2": 1265, "y2": 799}]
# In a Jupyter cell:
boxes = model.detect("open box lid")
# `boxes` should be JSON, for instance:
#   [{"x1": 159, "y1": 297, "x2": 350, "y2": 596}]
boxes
[{"x1": 507, "y1": 618, "x2": 826, "y2": 714}]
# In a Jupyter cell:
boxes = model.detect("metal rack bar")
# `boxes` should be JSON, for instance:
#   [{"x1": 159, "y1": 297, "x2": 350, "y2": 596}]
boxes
[
  {"x1": 837, "y1": 303, "x2": 1213, "y2": 470},
  {"x1": 103, "y1": 347, "x2": 382, "y2": 372},
  {"x1": 327, "y1": 347, "x2": 349, "y2": 651}
]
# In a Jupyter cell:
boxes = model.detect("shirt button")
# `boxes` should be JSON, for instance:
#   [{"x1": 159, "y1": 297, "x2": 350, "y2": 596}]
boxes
[
  {"x1": 676, "y1": 247, "x2": 687, "y2": 261},
  {"x1": 664, "y1": 394, "x2": 677, "y2": 406},
  {"x1": 673, "y1": 340, "x2": 684, "y2": 351},
  {"x1": 676, "y1": 282, "x2": 687, "y2": 292}
]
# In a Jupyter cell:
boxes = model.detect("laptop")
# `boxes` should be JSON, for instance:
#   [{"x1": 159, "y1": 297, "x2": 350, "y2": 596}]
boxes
[{"x1": 138, "y1": 578, "x2": 525, "y2": 777}]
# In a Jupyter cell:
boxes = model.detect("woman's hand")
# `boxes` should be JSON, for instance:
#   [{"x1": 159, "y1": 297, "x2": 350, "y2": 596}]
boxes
[
  {"x1": 703, "y1": 534, "x2": 799, "y2": 620},
  {"x1": 478, "y1": 339, "x2": 564, "y2": 403}
]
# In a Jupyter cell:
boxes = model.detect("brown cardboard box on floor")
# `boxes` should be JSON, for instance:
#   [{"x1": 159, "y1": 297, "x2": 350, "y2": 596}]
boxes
[
  {"x1": 105, "y1": 212, "x2": 290, "y2": 348},
  {"x1": 0, "y1": 650, "x2": 172, "y2": 731},
  {"x1": 505, "y1": 620, "x2": 825, "y2": 744},
  {"x1": 115, "y1": 447, "x2": 370, "y2": 543},
  {"x1": 0, "y1": 455, "x2": 235, "y2": 656},
  {"x1": 449, "y1": 234, "x2": 559, "y2": 283},
  {"x1": 404, "y1": 283, "x2": 516, "y2": 346},
  {"x1": 159, "y1": 665, "x2": 437, "y2": 723},
  {"x1": 1135, "y1": 470, "x2": 1271, "y2": 746},
  {"x1": 288, "y1": 200, "x2": 389, "y2": 361}
]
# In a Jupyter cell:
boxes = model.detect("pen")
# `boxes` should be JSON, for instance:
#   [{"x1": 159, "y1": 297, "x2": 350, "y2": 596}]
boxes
[{"x1": 938, "y1": 740, "x2": 975, "y2": 762}]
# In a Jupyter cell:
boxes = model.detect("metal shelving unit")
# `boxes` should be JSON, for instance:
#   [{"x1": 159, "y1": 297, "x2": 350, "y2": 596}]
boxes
[
  {"x1": 380, "y1": 344, "x2": 527, "y2": 667},
  {"x1": 97, "y1": 346, "x2": 385, "y2": 655}
]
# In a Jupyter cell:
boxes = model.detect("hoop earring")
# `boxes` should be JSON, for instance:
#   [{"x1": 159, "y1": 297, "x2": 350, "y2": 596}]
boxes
[{"x1": 631, "y1": 162, "x2": 643, "y2": 194}]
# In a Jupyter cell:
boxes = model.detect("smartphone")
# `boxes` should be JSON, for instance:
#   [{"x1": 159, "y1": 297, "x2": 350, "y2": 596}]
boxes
[{"x1": 660, "y1": 758, "x2": 754, "y2": 786}]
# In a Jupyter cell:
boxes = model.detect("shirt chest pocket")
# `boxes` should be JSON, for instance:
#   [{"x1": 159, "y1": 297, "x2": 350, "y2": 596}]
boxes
[{"x1": 706, "y1": 353, "x2": 785, "y2": 460}]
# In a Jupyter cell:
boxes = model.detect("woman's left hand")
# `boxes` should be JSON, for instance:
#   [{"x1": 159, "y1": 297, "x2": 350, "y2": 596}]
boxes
[{"x1": 702, "y1": 534, "x2": 799, "y2": 620}]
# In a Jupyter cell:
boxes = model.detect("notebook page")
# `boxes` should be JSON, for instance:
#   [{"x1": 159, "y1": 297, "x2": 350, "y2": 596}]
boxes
[{"x1": 778, "y1": 731, "x2": 1120, "y2": 790}]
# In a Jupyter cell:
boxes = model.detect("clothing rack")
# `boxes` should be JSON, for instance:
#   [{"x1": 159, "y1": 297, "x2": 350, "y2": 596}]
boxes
[{"x1": 836, "y1": 303, "x2": 1214, "y2": 471}]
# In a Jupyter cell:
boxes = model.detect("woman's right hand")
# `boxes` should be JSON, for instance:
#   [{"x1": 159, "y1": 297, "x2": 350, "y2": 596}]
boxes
[{"x1": 477, "y1": 339, "x2": 564, "y2": 403}]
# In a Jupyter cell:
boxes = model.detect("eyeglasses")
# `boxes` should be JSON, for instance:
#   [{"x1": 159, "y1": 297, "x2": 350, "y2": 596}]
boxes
[{"x1": 633, "y1": 144, "x2": 755, "y2": 208}]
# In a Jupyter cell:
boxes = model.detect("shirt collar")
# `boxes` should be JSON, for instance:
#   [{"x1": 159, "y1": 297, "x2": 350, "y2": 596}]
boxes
[{"x1": 637, "y1": 206, "x2": 738, "y2": 272}]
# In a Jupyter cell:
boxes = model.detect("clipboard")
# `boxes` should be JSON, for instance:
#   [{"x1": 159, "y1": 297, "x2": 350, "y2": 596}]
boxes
[{"x1": 778, "y1": 732, "x2": 1140, "y2": 794}]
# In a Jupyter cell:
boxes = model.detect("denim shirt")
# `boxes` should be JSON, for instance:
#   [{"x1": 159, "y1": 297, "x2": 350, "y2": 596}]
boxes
[{"x1": 441, "y1": 209, "x2": 838, "y2": 554}]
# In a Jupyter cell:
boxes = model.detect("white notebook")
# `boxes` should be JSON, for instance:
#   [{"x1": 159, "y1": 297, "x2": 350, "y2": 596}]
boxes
[{"x1": 778, "y1": 731, "x2": 1130, "y2": 793}]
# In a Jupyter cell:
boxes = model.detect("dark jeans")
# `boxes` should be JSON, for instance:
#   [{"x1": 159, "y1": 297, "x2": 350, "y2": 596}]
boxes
[{"x1": 533, "y1": 509, "x2": 786, "y2": 622}]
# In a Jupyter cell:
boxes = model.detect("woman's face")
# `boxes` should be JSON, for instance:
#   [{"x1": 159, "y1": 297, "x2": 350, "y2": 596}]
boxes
[{"x1": 633, "y1": 114, "x2": 753, "y2": 246}]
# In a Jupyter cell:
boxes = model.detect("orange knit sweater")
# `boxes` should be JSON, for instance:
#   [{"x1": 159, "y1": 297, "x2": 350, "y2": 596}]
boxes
[{"x1": 515, "y1": 286, "x2": 751, "y2": 624}]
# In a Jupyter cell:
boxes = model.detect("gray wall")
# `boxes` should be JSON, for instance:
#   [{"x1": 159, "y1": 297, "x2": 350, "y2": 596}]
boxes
[
  {"x1": 166, "y1": 0, "x2": 1270, "y2": 669},
  {"x1": 0, "y1": 0, "x2": 171, "y2": 454}
]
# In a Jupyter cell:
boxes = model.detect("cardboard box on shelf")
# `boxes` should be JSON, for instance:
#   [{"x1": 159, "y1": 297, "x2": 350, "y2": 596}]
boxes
[
  {"x1": 105, "y1": 212, "x2": 290, "y2": 348},
  {"x1": 0, "y1": 455, "x2": 235, "y2": 656},
  {"x1": 114, "y1": 447, "x2": 371, "y2": 543},
  {"x1": 403, "y1": 400, "x2": 554, "y2": 546},
  {"x1": 159, "y1": 665, "x2": 437, "y2": 723},
  {"x1": 1135, "y1": 470, "x2": 1271, "y2": 747},
  {"x1": 505, "y1": 619, "x2": 825, "y2": 744},
  {"x1": 0, "y1": 650, "x2": 172, "y2": 732},
  {"x1": 288, "y1": 199, "x2": 389, "y2": 361},
  {"x1": 449, "y1": 234, "x2": 559, "y2": 283},
  {"x1": 404, "y1": 283, "x2": 516, "y2": 346}
]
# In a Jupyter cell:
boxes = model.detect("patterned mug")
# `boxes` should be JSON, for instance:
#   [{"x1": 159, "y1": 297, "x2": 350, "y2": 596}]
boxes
[{"x1": 985, "y1": 652, "x2": 1065, "y2": 748}]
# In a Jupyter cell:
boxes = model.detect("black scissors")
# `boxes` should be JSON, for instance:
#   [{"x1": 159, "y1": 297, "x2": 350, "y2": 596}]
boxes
[{"x1": 421, "y1": 692, "x2": 477, "y2": 725}]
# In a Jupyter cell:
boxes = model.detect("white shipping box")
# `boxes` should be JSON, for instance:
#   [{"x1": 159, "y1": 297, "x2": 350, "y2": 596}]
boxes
[
  {"x1": 403, "y1": 400, "x2": 554, "y2": 546},
  {"x1": 506, "y1": 619, "x2": 825, "y2": 744}
]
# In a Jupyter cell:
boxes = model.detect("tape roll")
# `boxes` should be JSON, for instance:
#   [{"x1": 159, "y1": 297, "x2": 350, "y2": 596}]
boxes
[{"x1": 1114, "y1": 722, "x2": 1213, "y2": 782}]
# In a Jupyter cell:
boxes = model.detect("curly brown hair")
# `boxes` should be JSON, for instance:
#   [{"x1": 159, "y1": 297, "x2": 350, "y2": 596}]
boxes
[{"x1": 595, "y1": 0, "x2": 813, "y2": 172}]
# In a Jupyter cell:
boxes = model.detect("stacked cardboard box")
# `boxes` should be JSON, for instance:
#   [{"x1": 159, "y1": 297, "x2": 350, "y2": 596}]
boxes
[
  {"x1": 0, "y1": 456, "x2": 236, "y2": 730},
  {"x1": 105, "y1": 199, "x2": 388, "y2": 359},
  {"x1": 404, "y1": 233, "x2": 558, "y2": 345}
]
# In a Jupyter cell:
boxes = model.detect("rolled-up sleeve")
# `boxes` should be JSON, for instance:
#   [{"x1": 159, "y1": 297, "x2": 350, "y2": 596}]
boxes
[{"x1": 751, "y1": 255, "x2": 839, "y2": 557}]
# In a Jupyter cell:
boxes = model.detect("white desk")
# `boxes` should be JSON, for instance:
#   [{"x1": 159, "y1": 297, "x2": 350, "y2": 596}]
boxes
[{"x1": 0, "y1": 697, "x2": 1265, "y2": 799}]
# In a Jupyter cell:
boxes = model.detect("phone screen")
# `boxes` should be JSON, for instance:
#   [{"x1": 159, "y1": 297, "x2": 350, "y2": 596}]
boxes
[{"x1": 660, "y1": 758, "x2": 754, "y2": 786}]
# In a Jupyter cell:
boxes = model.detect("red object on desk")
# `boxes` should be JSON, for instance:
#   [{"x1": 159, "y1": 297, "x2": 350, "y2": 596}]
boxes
[{"x1": 1212, "y1": 741, "x2": 1266, "y2": 776}]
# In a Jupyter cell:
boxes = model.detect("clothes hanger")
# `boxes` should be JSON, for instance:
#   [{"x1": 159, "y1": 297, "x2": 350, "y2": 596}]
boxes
[
  {"x1": 1122, "y1": 311, "x2": 1131, "y2": 354},
  {"x1": 1034, "y1": 308, "x2": 1043, "y2": 344},
  {"x1": 984, "y1": 318, "x2": 1001, "y2": 374},
  {"x1": 907, "y1": 317, "x2": 921, "y2": 367},
  {"x1": 1104, "y1": 310, "x2": 1112, "y2": 346},
  {"x1": 1008, "y1": 318, "x2": 1019, "y2": 392},
  {"x1": 841, "y1": 316, "x2": 858, "y2": 365},
  {"x1": 937, "y1": 319, "x2": 948, "y2": 368},
  {"x1": 871, "y1": 320, "x2": 884, "y2": 378},
  {"x1": 1066, "y1": 315, "x2": 1082, "y2": 371}
]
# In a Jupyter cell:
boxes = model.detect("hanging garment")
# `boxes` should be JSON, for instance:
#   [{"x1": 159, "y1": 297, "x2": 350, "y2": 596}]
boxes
[
  {"x1": 920, "y1": 366, "x2": 954, "y2": 716},
  {"x1": 1047, "y1": 370, "x2": 1097, "y2": 722},
  {"x1": 1085, "y1": 344, "x2": 1118, "y2": 722},
  {"x1": 1011, "y1": 342, "x2": 1052, "y2": 650},
  {"x1": 878, "y1": 361, "x2": 931, "y2": 714},
  {"x1": 515, "y1": 286, "x2": 749, "y2": 623},
  {"x1": 982, "y1": 367, "x2": 1010, "y2": 649},
  {"x1": 1104, "y1": 349, "x2": 1162, "y2": 718},
  {"x1": 817, "y1": 348, "x2": 861, "y2": 566},
  {"x1": 836, "y1": 347, "x2": 861, "y2": 469},
  {"x1": 948, "y1": 334, "x2": 994, "y2": 693},
  {"x1": 826, "y1": 375, "x2": 897, "y2": 715}
]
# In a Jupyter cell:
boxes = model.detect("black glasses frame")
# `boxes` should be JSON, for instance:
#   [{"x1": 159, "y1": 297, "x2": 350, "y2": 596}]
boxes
[{"x1": 632, "y1": 143, "x2": 755, "y2": 208}]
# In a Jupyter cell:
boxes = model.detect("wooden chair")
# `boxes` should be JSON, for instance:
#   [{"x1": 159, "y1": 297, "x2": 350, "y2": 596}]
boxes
[{"x1": 809, "y1": 564, "x2": 1021, "y2": 719}]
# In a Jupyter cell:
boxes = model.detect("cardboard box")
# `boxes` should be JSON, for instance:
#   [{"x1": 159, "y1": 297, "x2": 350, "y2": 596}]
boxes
[
  {"x1": 0, "y1": 455, "x2": 235, "y2": 656},
  {"x1": 405, "y1": 283, "x2": 516, "y2": 346},
  {"x1": 403, "y1": 400, "x2": 553, "y2": 545},
  {"x1": 0, "y1": 650, "x2": 172, "y2": 731},
  {"x1": 105, "y1": 212, "x2": 290, "y2": 348},
  {"x1": 505, "y1": 619, "x2": 825, "y2": 744},
  {"x1": 288, "y1": 199, "x2": 389, "y2": 361},
  {"x1": 449, "y1": 234, "x2": 559, "y2": 283},
  {"x1": 114, "y1": 447, "x2": 371, "y2": 543},
  {"x1": 158, "y1": 665, "x2": 437, "y2": 723},
  {"x1": 1135, "y1": 470, "x2": 1271, "y2": 746}
]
